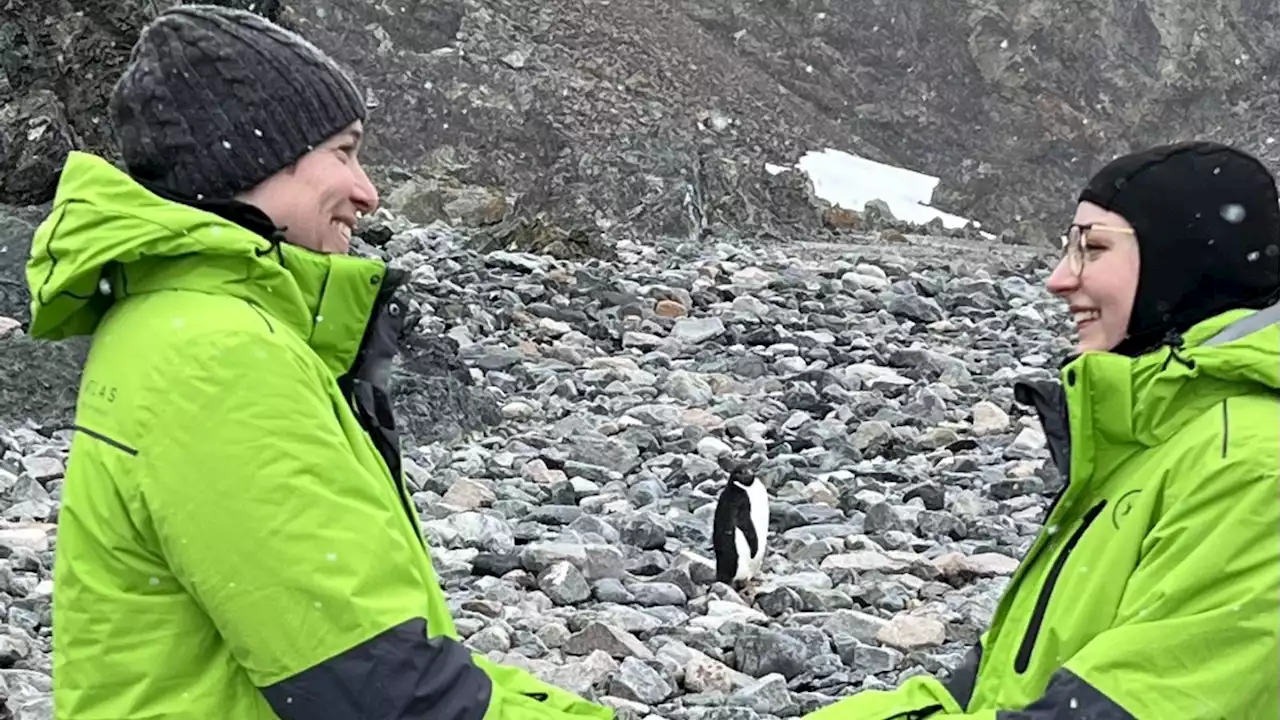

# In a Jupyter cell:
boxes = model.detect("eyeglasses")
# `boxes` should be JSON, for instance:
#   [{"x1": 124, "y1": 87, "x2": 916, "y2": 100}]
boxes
[{"x1": 1060, "y1": 223, "x2": 1136, "y2": 275}]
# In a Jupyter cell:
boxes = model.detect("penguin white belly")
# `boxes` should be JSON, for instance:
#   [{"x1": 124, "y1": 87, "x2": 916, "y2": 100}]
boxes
[
  {"x1": 728, "y1": 479, "x2": 770, "y2": 582},
  {"x1": 732, "y1": 526, "x2": 754, "y2": 581},
  {"x1": 745, "y1": 478, "x2": 769, "y2": 570}
]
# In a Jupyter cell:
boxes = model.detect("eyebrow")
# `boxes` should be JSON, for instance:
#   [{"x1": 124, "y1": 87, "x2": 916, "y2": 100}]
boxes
[{"x1": 1073, "y1": 222, "x2": 1134, "y2": 234}]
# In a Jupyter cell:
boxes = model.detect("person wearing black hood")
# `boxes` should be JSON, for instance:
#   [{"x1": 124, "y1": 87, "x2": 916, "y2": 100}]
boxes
[{"x1": 804, "y1": 140, "x2": 1280, "y2": 719}]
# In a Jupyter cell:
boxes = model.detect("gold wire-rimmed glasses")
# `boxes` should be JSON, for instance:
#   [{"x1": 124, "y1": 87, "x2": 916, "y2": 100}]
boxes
[{"x1": 1061, "y1": 223, "x2": 1136, "y2": 275}]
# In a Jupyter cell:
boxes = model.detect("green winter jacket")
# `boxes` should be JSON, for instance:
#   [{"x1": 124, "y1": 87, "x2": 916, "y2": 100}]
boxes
[
  {"x1": 805, "y1": 303, "x2": 1280, "y2": 720},
  {"x1": 28, "y1": 151, "x2": 614, "y2": 720}
]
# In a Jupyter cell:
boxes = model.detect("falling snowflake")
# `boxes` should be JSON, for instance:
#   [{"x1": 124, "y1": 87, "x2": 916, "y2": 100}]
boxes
[{"x1": 1220, "y1": 204, "x2": 1246, "y2": 223}]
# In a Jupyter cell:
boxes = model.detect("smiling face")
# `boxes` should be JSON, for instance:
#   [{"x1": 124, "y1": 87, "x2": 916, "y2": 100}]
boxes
[
  {"x1": 236, "y1": 120, "x2": 379, "y2": 254},
  {"x1": 1045, "y1": 201, "x2": 1142, "y2": 353}
]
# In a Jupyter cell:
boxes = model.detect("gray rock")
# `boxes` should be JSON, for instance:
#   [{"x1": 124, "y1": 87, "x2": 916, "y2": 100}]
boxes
[
  {"x1": 732, "y1": 624, "x2": 826, "y2": 680},
  {"x1": 563, "y1": 621, "x2": 653, "y2": 660},
  {"x1": 539, "y1": 561, "x2": 592, "y2": 606},
  {"x1": 464, "y1": 625, "x2": 511, "y2": 654},
  {"x1": 730, "y1": 673, "x2": 795, "y2": 716},
  {"x1": 609, "y1": 656, "x2": 675, "y2": 705},
  {"x1": 627, "y1": 581, "x2": 687, "y2": 607},
  {"x1": 0, "y1": 91, "x2": 78, "y2": 206},
  {"x1": 877, "y1": 612, "x2": 949, "y2": 651},
  {"x1": 971, "y1": 400, "x2": 1011, "y2": 435},
  {"x1": 886, "y1": 293, "x2": 944, "y2": 323},
  {"x1": 520, "y1": 542, "x2": 627, "y2": 581},
  {"x1": 542, "y1": 649, "x2": 619, "y2": 699},
  {"x1": 423, "y1": 512, "x2": 515, "y2": 554},
  {"x1": 17, "y1": 458, "x2": 60, "y2": 484}
]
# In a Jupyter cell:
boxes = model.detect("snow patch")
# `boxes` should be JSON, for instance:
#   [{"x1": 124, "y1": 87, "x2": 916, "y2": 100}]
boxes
[{"x1": 777, "y1": 148, "x2": 985, "y2": 234}]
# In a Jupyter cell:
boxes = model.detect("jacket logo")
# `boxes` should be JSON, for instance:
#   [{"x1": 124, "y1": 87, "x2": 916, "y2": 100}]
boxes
[
  {"x1": 1111, "y1": 489, "x2": 1141, "y2": 529},
  {"x1": 84, "y1": 379, "x2": 118, "y2": 404}
]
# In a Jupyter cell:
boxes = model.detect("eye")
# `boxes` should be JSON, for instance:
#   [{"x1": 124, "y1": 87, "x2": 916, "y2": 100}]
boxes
[{"x1": 1079, "y1": 228, "x2": 1109, "y2": 254}]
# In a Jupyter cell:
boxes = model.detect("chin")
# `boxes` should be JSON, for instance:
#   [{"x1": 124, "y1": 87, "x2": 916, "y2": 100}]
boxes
[
  {"x1": 315, "y1": 238, "x2": 348, "y2": 254},
  {"x1": 1075, "y1": 334, "x2": 1109, "y2": 354},
  {"x1": 1077, "y1": 335, "x2": 1121, "y2": 354}
]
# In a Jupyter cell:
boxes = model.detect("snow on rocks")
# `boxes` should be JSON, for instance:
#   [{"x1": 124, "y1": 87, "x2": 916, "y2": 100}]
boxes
[{"x1": 0, "y1": 223, "x2": 1073, "y2": 718}]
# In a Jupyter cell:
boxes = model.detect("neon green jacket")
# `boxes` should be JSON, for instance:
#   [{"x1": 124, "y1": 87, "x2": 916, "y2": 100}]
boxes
[
  {"x1": 804, "y1": 305, "x2": 1280, "y2": 719},
  {"x1": 28, "y1": 151, "x2": 614, "y2": 720}
]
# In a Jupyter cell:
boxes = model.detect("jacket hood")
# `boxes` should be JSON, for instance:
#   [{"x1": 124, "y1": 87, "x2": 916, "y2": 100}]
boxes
[{"x1": 25, "y1": 150, "x2": 389, "y2": 377}]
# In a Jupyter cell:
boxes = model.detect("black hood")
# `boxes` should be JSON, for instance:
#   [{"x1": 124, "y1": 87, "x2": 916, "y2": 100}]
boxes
[{"x1": 1078, "y1": 141, "x2": 1280, "y2": 357}]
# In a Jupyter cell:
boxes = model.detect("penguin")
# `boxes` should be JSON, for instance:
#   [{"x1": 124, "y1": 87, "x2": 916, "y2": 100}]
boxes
[
  {"x1": 681, "y1": 458, "x2": 770, "y2": 599},
  {"x1": 711, "y1": 462, "x2": 769, "y2": 587}
]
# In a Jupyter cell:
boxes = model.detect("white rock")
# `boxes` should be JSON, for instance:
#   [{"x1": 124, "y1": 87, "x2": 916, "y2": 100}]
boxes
[
  {"x1": 670, "y1": 317, "x2": 726, "y2": 344},
  {"x1": 971, "y1": 401, "x2": 1011, "y2": 435},
  {"x1": 877, "y1": 612, "x2": 947, "y2": 651},
  {"x1": 695, "y1": 436, "x2": 733, "y2": 459}
]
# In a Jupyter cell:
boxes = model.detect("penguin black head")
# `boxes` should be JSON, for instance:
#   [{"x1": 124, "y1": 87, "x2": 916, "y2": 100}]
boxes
[{"x1": 717, "y1": 452, "x2": 766, "y2": 485}]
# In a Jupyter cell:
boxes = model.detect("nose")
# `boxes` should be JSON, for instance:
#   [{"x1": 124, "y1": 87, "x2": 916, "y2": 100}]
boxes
[
  {"x1": 352, "y1": 163, "x2": 379, "y2": 214},
  {"x1": 1045, "y1": 253, "x2": 1079, "y2": 297}
]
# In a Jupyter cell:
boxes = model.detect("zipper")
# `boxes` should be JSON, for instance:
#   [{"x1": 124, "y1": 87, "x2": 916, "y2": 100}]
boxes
[
  {"x1": 978, "y1": 484, "x2": 1070, "y2": 656},
  {"x1": 1014, "y1": 500, "x2": 1107, "y2": 673}
]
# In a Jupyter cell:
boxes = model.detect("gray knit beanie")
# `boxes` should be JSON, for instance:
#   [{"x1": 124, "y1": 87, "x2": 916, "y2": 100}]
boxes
[{"x1": 109, "y1": 4, "x2": 367, "y2": 200}]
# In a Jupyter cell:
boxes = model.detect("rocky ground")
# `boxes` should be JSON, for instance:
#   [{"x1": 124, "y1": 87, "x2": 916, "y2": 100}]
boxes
[{"x1": 0, "y1": 209, "x2": 1070, "y2": 718}]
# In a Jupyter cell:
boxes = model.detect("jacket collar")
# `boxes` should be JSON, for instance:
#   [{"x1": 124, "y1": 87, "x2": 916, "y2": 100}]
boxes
[
  {"x1": 1016, "y1": 300, "x2": 1280, "y2": 494},
  {"x1": 26, "y1": 151, "x2": 387, "y2": 378}
]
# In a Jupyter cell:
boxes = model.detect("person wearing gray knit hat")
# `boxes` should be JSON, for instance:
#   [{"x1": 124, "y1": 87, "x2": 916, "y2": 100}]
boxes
[
  {"x1": 28, "y1": 5, "x2": 614, "y2": 720},
  {"x1": 109, "y1": 3, "x2": 378, "y2": 253}
]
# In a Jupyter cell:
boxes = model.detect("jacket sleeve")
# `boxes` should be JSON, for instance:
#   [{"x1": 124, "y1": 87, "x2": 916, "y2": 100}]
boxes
[
  {"x1": 804, "y1": 446, "x2": 1280, "y2": 720},
  {"x1": 139, "y1": 329, "x2": 612, "y2": 720}
]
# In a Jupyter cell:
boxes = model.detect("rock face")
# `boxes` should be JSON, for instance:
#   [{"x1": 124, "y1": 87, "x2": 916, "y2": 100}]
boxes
[
  {"x1": 695, "y1": 0, "x2": 1280, "y2": 244},
  {"x1": 0, "y1": 211, "x2": 1081, "y2": 716},
  {"x1": 0, "y1": 91, "x2": 79, "y2": 207},
  {"x1": 0, "y1": 205, "x2": 44, "y2": 324},
  {"x1": 3, "y1": 0, "x2": 1279, "y2": 244}
]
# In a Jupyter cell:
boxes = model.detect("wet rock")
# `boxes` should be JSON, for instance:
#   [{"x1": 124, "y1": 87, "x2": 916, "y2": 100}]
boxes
[{"x1": 0, "y1": 91, "x2": 78, "y2": 206}]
